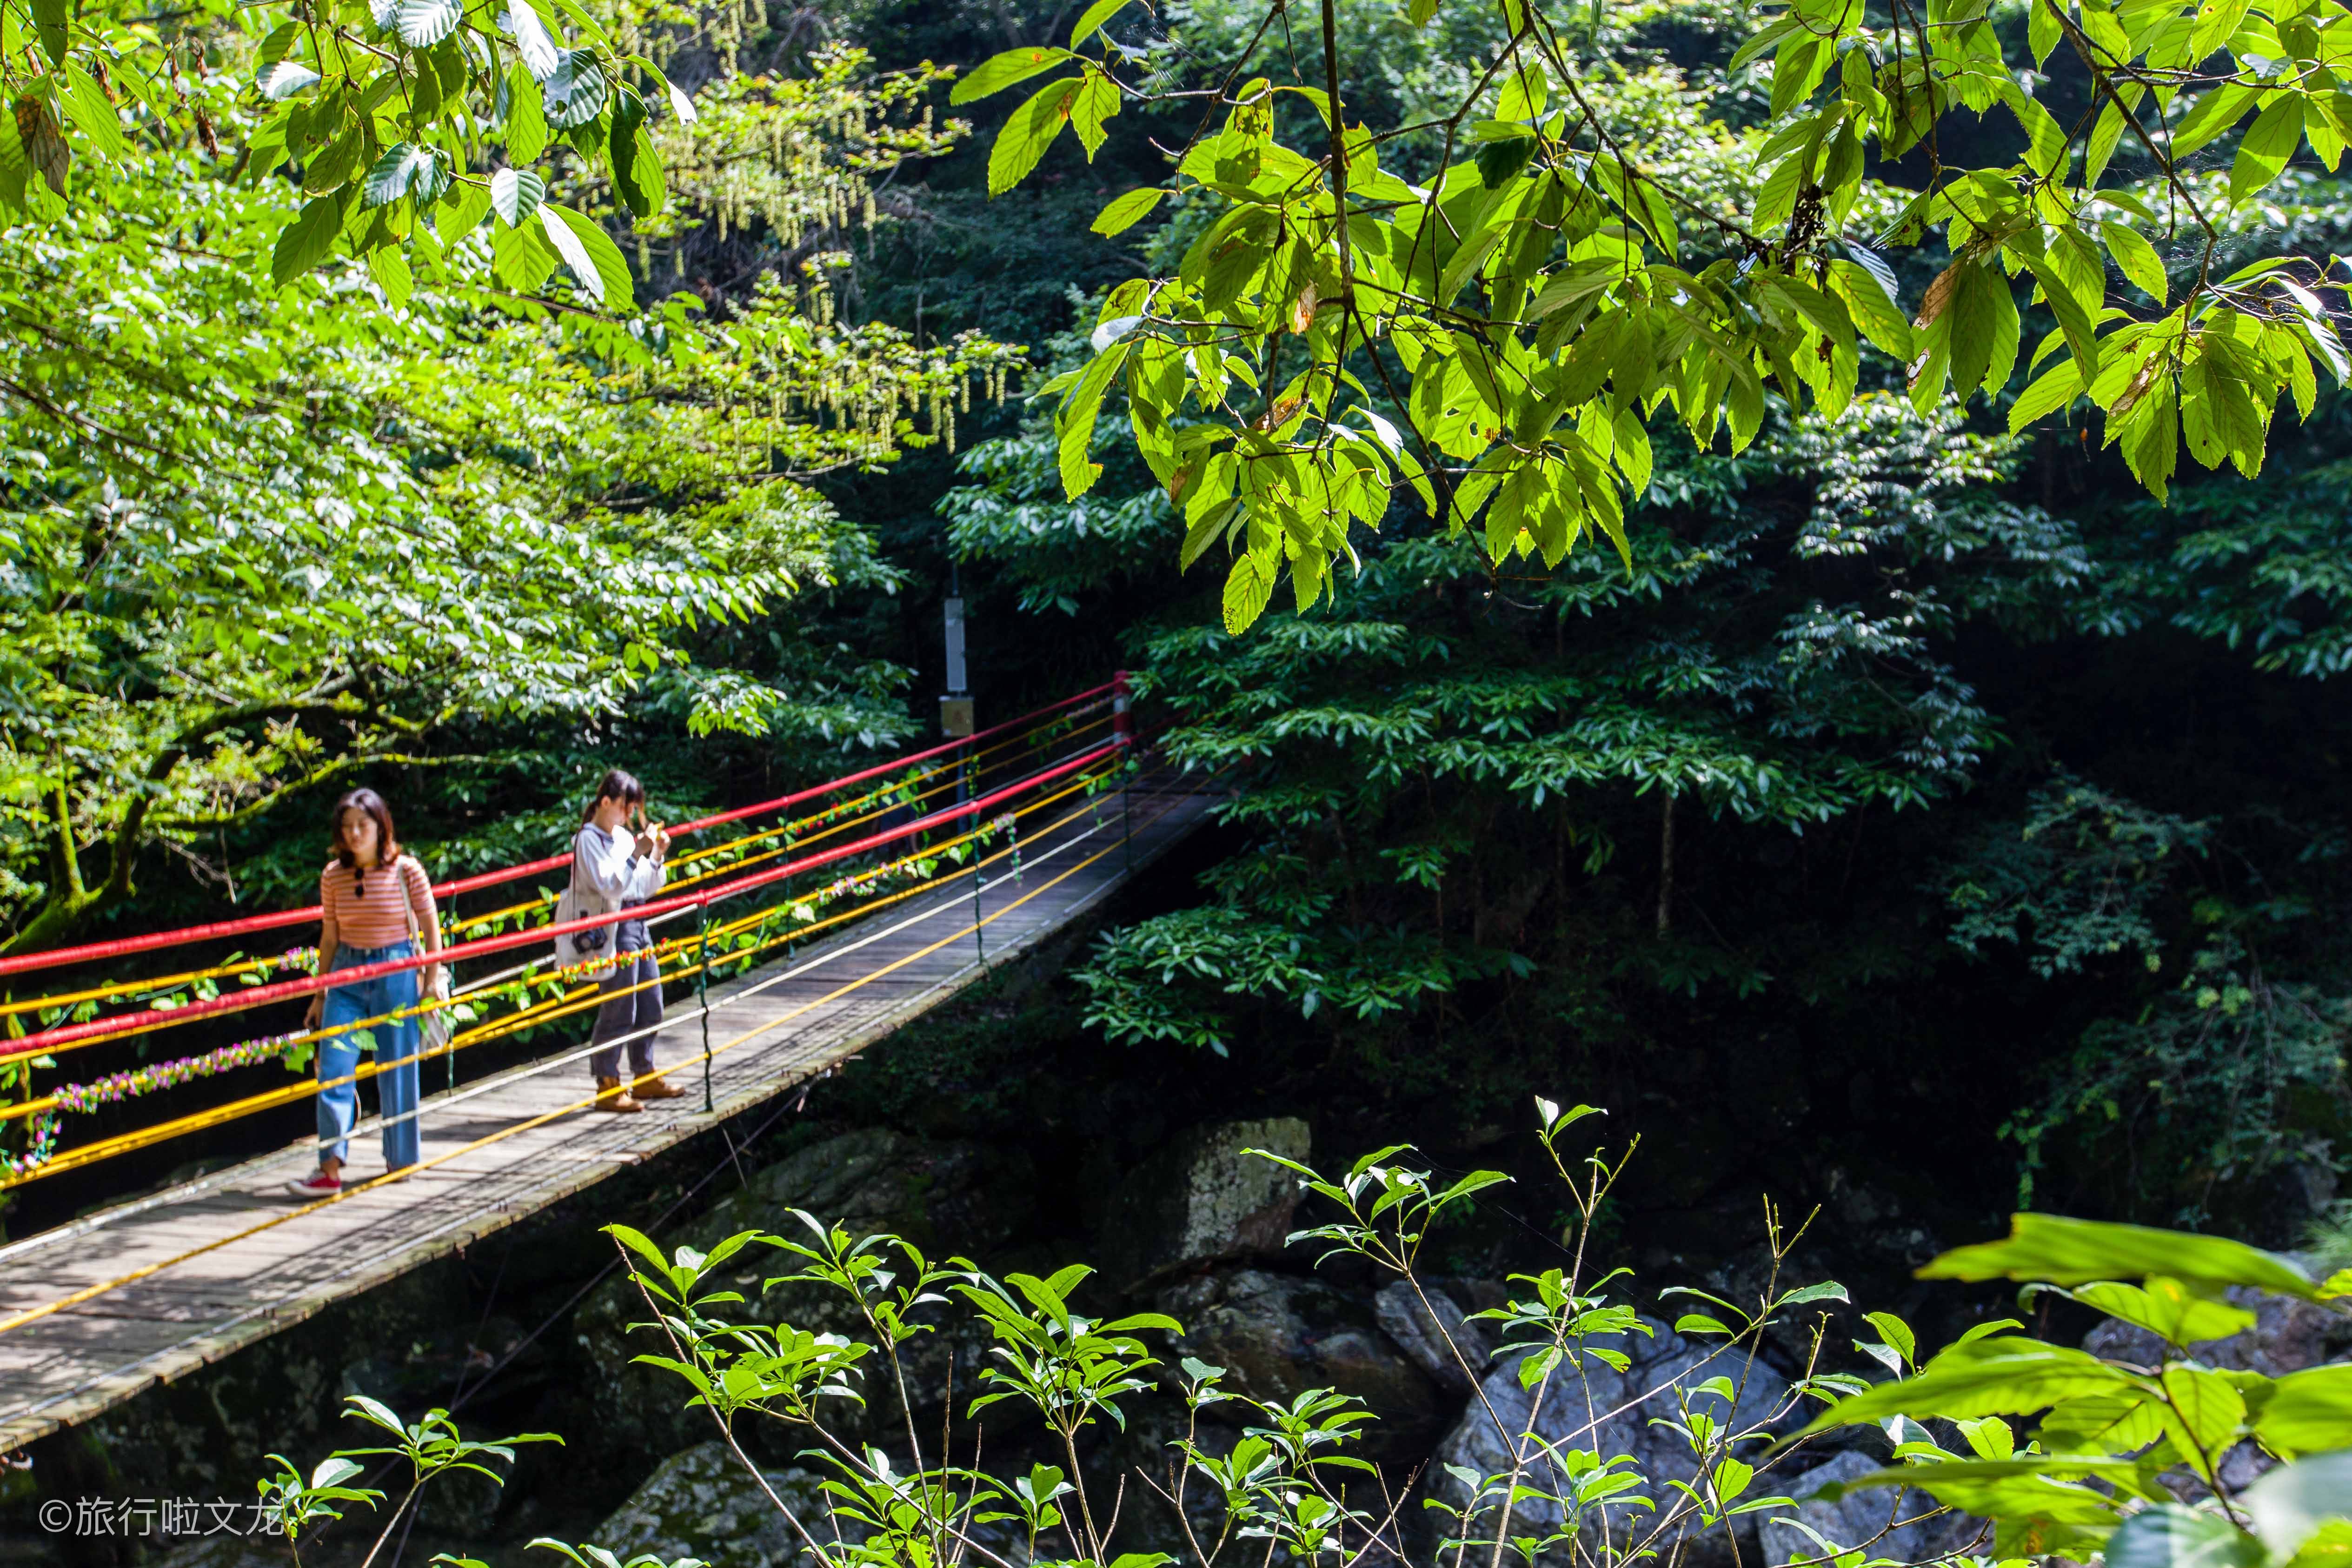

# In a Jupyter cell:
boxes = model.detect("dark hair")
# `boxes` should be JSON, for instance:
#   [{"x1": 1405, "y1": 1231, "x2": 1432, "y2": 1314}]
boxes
[
  {"x1": 583, "y1": 769, "x2": 646, "y2": 824},
  {"x1": 329, "y1": 788, "x2": 402, "y2": 869}
]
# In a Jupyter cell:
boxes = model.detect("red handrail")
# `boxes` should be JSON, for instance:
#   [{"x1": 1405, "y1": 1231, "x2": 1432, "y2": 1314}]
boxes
[
  {"x1": 0, "y1": 681, "x2": 1119, "y2": 982},
  {"x1": 0, "y1": 738, "x2": 1124, "y2": 1060}
]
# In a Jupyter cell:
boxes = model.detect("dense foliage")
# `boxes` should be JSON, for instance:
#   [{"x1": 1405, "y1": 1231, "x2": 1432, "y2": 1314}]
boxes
[
  {"x1": 250, "y1": 1112, "x2": 2352, "y2": 1568},
  {"x1": 957, "y1": 0, "x2": 2352, "y2": 631},
  {"x1": 929, "y1": 0, "x2": 2352, "y2": 1232},
  {"x1": 0, "y1": 8, "x2": 1020, "y2": 954}
]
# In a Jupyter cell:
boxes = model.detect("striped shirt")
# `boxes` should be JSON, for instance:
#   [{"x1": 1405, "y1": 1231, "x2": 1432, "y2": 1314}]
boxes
[{"x1": 320, "y1": 855, "x2": 436, "y2": 952}]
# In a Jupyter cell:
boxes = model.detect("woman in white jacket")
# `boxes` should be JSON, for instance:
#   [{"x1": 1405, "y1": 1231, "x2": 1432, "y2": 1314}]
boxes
[{"x1": 575, "y1": 770, "x2": 679, "y2": 1112}]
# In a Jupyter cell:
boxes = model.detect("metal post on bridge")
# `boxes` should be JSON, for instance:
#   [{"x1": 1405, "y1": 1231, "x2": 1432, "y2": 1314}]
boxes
[
  {"x1": 942, "y1": 570, "x2": 985, "y2": 968},
  {"x1": 443, "y1": 890, "x2": 457, "y2": 1096},
  {"x1": 696, "y1": 902, "x2": 713, "y2": 1115},
  {"x1": 1114, "y1": 670, "x2": 1135, "y2": 876}
]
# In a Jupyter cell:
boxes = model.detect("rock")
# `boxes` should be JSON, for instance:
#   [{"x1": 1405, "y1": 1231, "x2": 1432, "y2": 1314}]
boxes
[
  {"x1": 1099, "y1": 1118, "x2": 1310, "y2": 1287},
  {"x1": 2083, "y1": 1286, "x2": 2352, "y2": 1376},
  {"x1": 574, "y1": 1129, "x2": 1031, "y2": 1459},
  {"x1": 1760, "y1": 1448, "x2": 1988, "y2": 1564},
  {"x1": 591, "y1": 1441, "x2": 1034, "y2": 1568},
  {"x1": 589, "y1": 1442, "x2": 840, "y2": 1568},
  {"x1": 1374, "y1": 1281, "x2": 1489, "y2": 1397},
  {"x1": 1160, "y1": 1267, "x2": 1452, "y2": 1460},
  {"x1": 1427, "y1": 1315, "x2": 1792, "y2": 1566}
]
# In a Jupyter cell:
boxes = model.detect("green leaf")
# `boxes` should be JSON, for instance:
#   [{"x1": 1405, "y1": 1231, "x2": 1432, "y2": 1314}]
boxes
[
  {"x1": 952, "y1": 46, "x2": 1076, "y2": 106},
  {"x1": 397, "y1": 0, "x2": 463, "y2": 47},
  {"x1": 271, "y1": 192, "x2": 346, "y2": 285},
  {"x1": 1830, "y1": 257, "x2": 1913, "y2": 359},
  {"x1": 502, "y1": 0, "x2": 562, "y2": 77},
  {"x1": 538, "y1": 202, "x2": 633, "y2": 309},
  {"x1": 259, "y1": 60, "x2": 322, "y2": 99},
  {"x1": 1069, "y1": 0, "x2": 1131, "y2": 47},
  {"x1": 1222, "y1": 551, "x2": 1276, "y2": 634},
  {"x1": 2256, "y1": 1366, "x2": 2352, "y2": 1457},
  {"x1": 2071, "y1": 1278, "x2": 2253, "y2": 1346},
  {"x1": 439, "y1": 178, "x2": 493, "y2": 242},
  {"x1": 988, "y1": 78, "x2": 1080, "y2": 195},
  {"x1": 0, "y1": 109, "x2": 28, "y2": 213},
  {"x1": 2159, "y1": 1364, "x2": 2247, "y2": 1461},
  {"x1": 2231, "y1": 93, "x2": 2304, "y2": 201},
  {"x1": 612, "y1": 126, "x2": 662, "y2": 217},
  {"x1": 2105, "y1": 1506, "x2": 2265, "y2": 1568},
  {"x1": 2120, "y1": 376, "x2": 2179, "y2": 500},
  {"x1": 2028, "y1": 0, "x2": 2061, "y2": 63},
  {"x1": 1092, "y1": 186, "x2": 1165, "y2": 236},
  {"x1": 364, "y1": 143, "x2": 448, "y2": 208},
  {"x1": 1798, "y1": 1334, "x2": 2131, "y2": 1437},
  {"x1": 1070, "y1": 73, "x2": 1119, "y2": 159},
  {"x1": 1056, "y1": 340, "x2": 1129, "y2": 498},
  {"x1": 30, "y1": 0, "x2": 66, "y2": 66},
  {"x1": 60, "y1": 65, "x2": 129, "y2": 161},
  {"x1": 2009, "y1": 359, "x2": 2084, "y2": 434},
  {"x1": 2102, "y1": 222, "x2": 2167, "y2": 304},
  {"x1": 2004, "y1": 83, "x2": 2068, "y2": 178},
  {"x1": 1474, "y1": 135, "x2": 1535, "y2": 188},
  {"x1": 369, "y1": 243, "x2": 413, "y2": 306},
  {"x1": 541, "y1": 51, "x2": 608, "y2": 129},
  {"x1": 2170, "y1": 83, "x2": 2253, "y2": 159},
  {"x1": 1861, "y1": 1311, "x2": 1916, "y2": 1367},
  {"x1": 505, "y1": 67, "x2": 549, "y2": 161},
  {"x1": 491, "y1": 166, "x2": 545, "y2": 225},
  {"x1": 1918, "y1": 1214, "x2": 2322, "y2": 1299}
]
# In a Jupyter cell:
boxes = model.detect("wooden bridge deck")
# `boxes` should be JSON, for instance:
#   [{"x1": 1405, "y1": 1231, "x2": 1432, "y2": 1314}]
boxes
[{"x1": 0, "y1": 782, "x2": 1214, "y2": 1451}]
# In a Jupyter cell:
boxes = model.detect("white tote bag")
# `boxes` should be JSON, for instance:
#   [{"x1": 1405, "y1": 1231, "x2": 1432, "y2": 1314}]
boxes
[{"x1": 552, "y1": 843, "x2": 618, "y2": 978}]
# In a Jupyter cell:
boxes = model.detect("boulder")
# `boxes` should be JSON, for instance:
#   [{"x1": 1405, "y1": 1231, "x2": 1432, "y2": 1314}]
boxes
[
  {"x1": 1759, "y1": 1448, "x2": 1989, "y2": 1565},
  {"x1": 588, "y1": 1442, "x2": 840, "y2": 1568},
  {"x1": 1373, "y1": 1281, "x2": 1490, "y2": 1397},
  {"x1": 1427, "y1": 1315, "x2": 1792, "y2": 1566},
  {"x1": 590, "y1": 1441, "x2": 1035, "y2": 1568},
  {"x1": 1099, "y1": 1118, "x2": 1310, "y2": 1288},
  {"x1": 1159, "y1": 1267, "x2": 1453, "y2": 1460},
  {"x1": 574, "y1": 1130, "x2": 1030, "y2": 1458}
]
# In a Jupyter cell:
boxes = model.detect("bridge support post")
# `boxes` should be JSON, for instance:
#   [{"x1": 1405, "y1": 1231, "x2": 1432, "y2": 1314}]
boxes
[
  {"x1": 971, "y1": 815, "x2": 987, "y2": 969},
  {"x1": 444, "y1": 891, "x2": 458, "y2": 1096},
  {"x1": 1114, "y1": 670, "x2": 1135, "y2": 876},
  {"x1": 697, "y1": 902, "x2": 713, "y2": 1115}
]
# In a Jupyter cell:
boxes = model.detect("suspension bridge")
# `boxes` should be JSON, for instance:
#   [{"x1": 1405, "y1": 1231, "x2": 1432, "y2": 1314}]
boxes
[{"x1": 0, "y1": 677, "x2": 1213, "y2": 1452}]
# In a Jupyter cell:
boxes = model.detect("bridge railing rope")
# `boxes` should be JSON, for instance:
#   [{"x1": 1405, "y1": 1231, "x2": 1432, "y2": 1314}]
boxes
[{"x1": 0, "y1": 675, "x2": 1161, "y2": 1189}]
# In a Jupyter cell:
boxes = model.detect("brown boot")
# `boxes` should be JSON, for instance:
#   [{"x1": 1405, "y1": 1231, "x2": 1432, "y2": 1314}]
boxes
[
  {"x1": 633, "y1": 1075, "x2": 687, "y2": 1101},
  {"x1": 593, "y1": 1075, "x2": 642, "y2": 1113}
]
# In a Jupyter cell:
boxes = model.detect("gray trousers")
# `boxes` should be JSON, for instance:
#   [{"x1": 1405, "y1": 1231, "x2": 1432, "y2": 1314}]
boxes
[{"x1": 587, "y1": 926, "x2": 664, "y2": 1081}]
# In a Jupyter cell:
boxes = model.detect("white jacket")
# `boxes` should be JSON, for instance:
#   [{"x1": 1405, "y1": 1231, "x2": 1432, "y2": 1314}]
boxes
[{"x1": 555, "y1": 824, "x2": 666, "y2": 969}]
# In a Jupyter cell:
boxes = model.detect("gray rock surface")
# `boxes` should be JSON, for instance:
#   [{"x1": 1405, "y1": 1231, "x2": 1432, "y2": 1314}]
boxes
[
  {"x1": 1099, "y1": 1118, "x2": 1310, "y2": 1287},
  {"x1": 1374, "y1": 1281, "x2": 1490, "y2": 1397},
  {"x1": 1158, "y1": 1266, "x2": 1452, "y2": 1459},
  {"x1": 1428, "y1": 1315, "x2": 1792, "y2": 1565},
  {"x1": 589, "y1": 1442, "x2": 841, "y2": 1568}
]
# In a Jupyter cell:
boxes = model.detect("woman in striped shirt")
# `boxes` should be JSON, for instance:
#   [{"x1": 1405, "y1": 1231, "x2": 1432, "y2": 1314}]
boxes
[{"x1": 286, "y1": 788, "x2": 444, "y2": 1198}]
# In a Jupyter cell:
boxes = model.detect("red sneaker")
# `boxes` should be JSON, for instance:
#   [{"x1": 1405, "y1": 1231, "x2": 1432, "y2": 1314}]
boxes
[{"x1": 286, "y1": 1169, "x2": 343, "y2": 1198}]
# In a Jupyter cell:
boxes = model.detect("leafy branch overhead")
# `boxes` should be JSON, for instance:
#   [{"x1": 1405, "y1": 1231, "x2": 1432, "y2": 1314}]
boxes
[{"x1": 962, "y1": 0, "x2": 2352, "y2": 631}]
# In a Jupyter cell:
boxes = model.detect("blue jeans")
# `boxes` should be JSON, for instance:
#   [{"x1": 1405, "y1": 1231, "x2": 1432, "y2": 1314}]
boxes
[{"x1": 317, "y1": 940, "x2": 422, "y2": 1170}]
